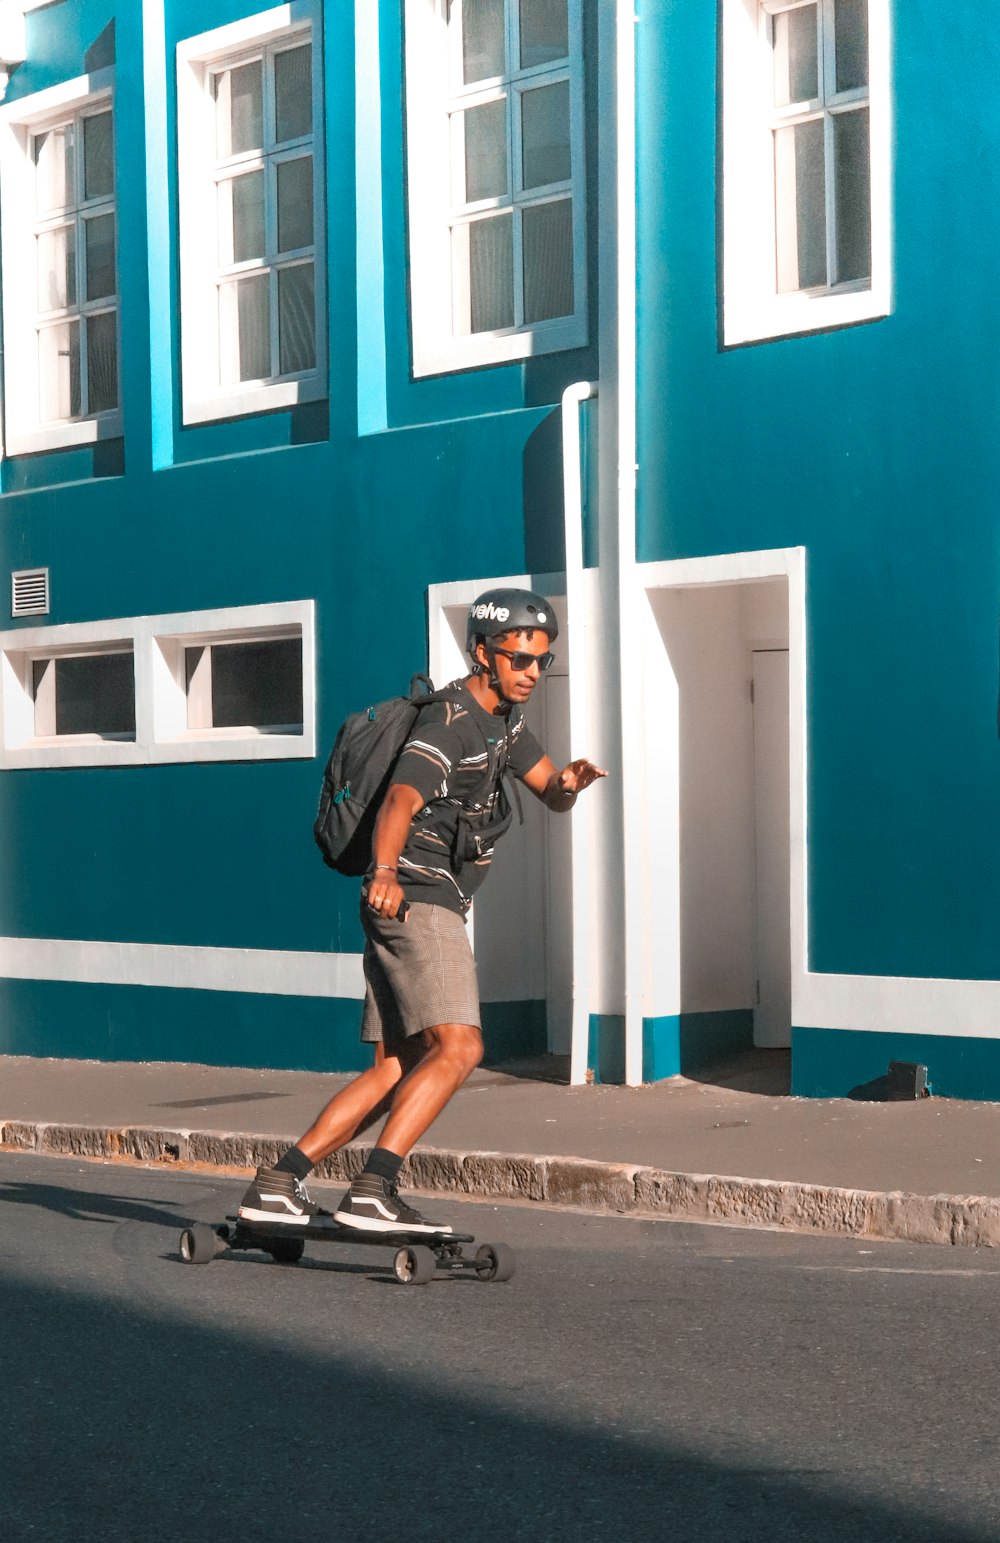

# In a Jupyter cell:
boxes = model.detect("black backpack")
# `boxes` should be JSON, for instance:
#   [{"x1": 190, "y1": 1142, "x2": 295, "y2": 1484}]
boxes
[{"x1": 313, "y1": 675, "x2": 517, "y2": 878}]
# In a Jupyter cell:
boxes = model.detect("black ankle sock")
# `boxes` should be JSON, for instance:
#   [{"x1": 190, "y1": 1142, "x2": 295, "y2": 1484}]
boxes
[
  {"x1": 362, "y1": 1146, "x2": 404, "y2": 1183},
  {"x1": 274, "y1": 1145, "x2": 313, "y2": 1180}
]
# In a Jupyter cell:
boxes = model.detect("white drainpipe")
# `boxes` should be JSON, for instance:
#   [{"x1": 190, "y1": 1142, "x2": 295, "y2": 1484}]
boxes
[
  {"x1": 561, "y1": 379, "x2": 598, "y2": 1086},
  {"x1": 617, "y1": 0, "x2": 642, "y2": 1085}
]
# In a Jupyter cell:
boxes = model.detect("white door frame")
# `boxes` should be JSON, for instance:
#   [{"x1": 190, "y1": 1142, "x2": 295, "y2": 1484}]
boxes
[{"x1": 634, "y1": 548, "x2": 808, "y2": 1056}]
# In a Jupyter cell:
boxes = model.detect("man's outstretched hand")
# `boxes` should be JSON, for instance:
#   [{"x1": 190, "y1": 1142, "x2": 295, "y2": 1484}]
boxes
[{"x1": 556, "y1": 758, "x2": 607, "y2": 796}]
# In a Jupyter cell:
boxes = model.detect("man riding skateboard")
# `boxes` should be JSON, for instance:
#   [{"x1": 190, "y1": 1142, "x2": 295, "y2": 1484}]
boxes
[{"x1": 238, "y1": 588, "x2": 605, "y2": 1234}]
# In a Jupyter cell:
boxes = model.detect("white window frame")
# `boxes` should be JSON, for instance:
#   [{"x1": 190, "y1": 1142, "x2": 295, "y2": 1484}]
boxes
[
  {"x1": 405, "y1": 0, "x2": 587, "y2": 378},
  {"x1": 176, "y1": 2, "x2": 326, "y2": 426},
  {"x1": 0, "y1": 599, "x2": 316, "y2": 768},
  {"x1": 0, "y1": 68, "x2": 122, "y2": 455},
  {"x1": 721, "y1": 0, "x2": 891, "y2": 346}
]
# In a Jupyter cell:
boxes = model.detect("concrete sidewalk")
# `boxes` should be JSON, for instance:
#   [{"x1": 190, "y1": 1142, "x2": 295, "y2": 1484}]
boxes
[{"x1": 4, "y1": 1050, "x2": 1000, "y2": 1248}]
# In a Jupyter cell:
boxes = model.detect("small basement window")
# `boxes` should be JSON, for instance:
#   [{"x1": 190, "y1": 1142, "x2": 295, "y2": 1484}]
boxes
[
  {"x1": 184, "y1": 635, "x2": 303, "y2": 733},
  {"x1": 31, "y1": 649, "x2": 135, "y2": 739}
]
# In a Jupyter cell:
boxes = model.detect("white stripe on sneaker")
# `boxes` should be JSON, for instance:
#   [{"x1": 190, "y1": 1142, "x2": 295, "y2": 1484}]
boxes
[
  {"x1": 259, "y1": 1191, "x2": 307, "y2": 1213},
  {"x1": 332, "y1": 1208, "x2": 451, "y2": 1235},
  {"x1": 237, "y1": 1205, "x2": 311, "y2": 1226}
]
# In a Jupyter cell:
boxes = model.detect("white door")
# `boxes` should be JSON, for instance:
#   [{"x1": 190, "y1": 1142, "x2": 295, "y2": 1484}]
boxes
[{"x1": 752, "y1": 650, "x2": 791, "y2": 1047}]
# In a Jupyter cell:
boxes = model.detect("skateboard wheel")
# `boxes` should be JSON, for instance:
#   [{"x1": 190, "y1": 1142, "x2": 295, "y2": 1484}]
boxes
[
  {"x1": 394, "y1": 1245, "x2": 436, "y2": 1285},
  {"x1": 474, "y1": 1242, "x2": 516, "y2": 1283},
  {"x1": 180, "y1": 1224, "x2": 222, "y2": 1265},
  {"x1": 267, "y1": 1237, "x2": 305, "y2": 1265}
]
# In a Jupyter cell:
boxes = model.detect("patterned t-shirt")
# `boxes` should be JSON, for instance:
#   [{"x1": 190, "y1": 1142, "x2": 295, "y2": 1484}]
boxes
[{"x1": 387, "y1": 679, "x2": 545, "y2": 915}]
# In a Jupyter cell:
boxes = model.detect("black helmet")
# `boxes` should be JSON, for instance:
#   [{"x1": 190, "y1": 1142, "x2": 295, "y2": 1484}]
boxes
[{"x1": 465, "y1": 587, "x2": 558, "y2": 656}]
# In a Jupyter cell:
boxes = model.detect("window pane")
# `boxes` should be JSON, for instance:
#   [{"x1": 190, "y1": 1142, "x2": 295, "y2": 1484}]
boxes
[
  {"x1": 835, "y1": 0, "x2": 869, "y2": 92},
  {"x1": 521, "y1": 80, "x2": 571, "y2": 189},
  {"x1": 466, "y1": 214, "x2": 514, "y2": 331},
  {"x1": 278, "y1": 262, "x2": 316, "y2": 374},
  {"x1": 205, "y1": 638, "x2": 303, "y2": 730},
  {"x1": 522, "y1": 197, "x2": 573, "y2": 321},
  {"x1": 834, "y1": 107, "x2": 870, "y2": 281},
  {"x1": 773, "y1": 5, "x2": 818, "y2": 106},
  {"x1": 520, "y1": 0, "x2": 568, "y2": 68},
  {"x1": 34, "y1": 124, "x2": 75, "y2": 214},
  {"x1": 220, "y1": 273, "x2": 271, "y2": 383},
  {"x1": 221, "y1": 171, "x2": 266, "y2": 265},
  {"x1": 37, "y1": 225, "x2": 76, "y2": 311},
  {"x1": 774, "y1": 118, "x2": 826, "y2": 291},
  {"x1": 274, "y1": 43, "x2": 312, "y2": 141},
  {"x1": 85, "y1": 212, "x2": 115, "y2": 300},
  {"x1": 83, "y1": 111, "x2": 114, "y2": 200},
  {"x1": 39, "y1": 320, "x2": 81, "y2": 420},
  {"x1": 277, "y1": 156, "x2": 314, "y2": 253},
  {"x1": 462, "y1": 99, "x2": 508, "y2": 203},
  {"x1": 86, "y1": 311, "x2": 118, "y2": 414},
  {"x1": 461, "y1": 0, "x2": 505, "y2": 83},
  {"x1": 215, "y1": 61, "x2": 263, "y2": 157},
  {"x1": 38, "y1": 653, "x2": 135, "y2": 738}
]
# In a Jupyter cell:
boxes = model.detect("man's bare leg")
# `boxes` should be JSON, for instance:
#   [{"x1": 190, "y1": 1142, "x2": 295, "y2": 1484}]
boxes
[
  {"x1": 331, "y1": 1022, "x2": 483, "y2": 1233},
  {"x1": 296, "y1": 1041, "x2": 422, "y2": 1164},
  {"x1": 241, "y1": 1025, "x2": 481, "y2": 1231},
  {"x1": 375, "y1": 1022, "x2": 483, "y2": 1158}
]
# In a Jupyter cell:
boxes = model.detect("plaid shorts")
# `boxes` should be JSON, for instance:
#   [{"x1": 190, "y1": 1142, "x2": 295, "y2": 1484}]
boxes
[{"x1": 359, "y1": 898, "x2": 481, "y2": 1053}]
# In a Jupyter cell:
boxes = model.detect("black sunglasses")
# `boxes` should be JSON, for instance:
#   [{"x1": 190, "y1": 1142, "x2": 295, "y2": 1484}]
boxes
[{"x1": 490, "y1": 646, "x2": 555, "y2": 672}]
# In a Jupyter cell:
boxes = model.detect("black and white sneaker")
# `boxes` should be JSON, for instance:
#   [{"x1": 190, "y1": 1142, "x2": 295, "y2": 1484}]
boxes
[
  {"x1": 238, "y1": 1166, "x2": 319, "y2": 1226},
  {"x1": 334, "y1": 1175, "x2": 453, "y2": 1235}
]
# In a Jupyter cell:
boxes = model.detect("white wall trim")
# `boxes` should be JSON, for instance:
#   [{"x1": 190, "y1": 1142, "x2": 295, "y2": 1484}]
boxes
[
  {"x1": 795, "y1": 973, "x2": 1000, "y2": 1041},
  {"x1": 0, "y1": 935, "x2": 365, "y2": 998}
]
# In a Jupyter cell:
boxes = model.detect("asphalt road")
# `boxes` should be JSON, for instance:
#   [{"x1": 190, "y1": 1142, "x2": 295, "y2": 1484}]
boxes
[{"x1": 3, "y1": 1153, "x2": 1000, "y2": 1543}]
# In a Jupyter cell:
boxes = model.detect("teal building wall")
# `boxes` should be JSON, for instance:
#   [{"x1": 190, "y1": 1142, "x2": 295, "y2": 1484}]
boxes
[
  {"x1": 636, "y1": 0, "x2": 1000, "y2": 985},
  {"x1": 634, "y1": 1, "x2": 1000, "y2": 1095},
  {"x1": 0, "y1": 0, "x2": 599, "y2": 1068}
]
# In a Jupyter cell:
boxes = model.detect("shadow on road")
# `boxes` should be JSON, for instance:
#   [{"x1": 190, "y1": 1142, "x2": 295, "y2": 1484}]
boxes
[
  {"x1": 0, "y1": 1178, "x2": 187, "y2": 1229},
  {"x1": 2, "y1": 1253, "x2": 993, "y2": 1542},
  {"x1": 150, "y1": 1091, "x2": 293, "y2": 1110}
]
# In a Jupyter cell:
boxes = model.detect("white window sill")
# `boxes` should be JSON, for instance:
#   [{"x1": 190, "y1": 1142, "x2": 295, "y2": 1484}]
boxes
[
  {"x1": 412, "y1": 314, "x2": 588, "y2": 379},
  {"x1": 0, "y1": 734, "x2": 314, "y2": 770},
  {"x1": 723, "y1": 283, "x2": 891, "y2": 348},
  {"x1": 181, "y1": 372, "x2": 326, "y2": 427},
  {"x1": 4, "y1": 410, "x2": 124, "y2": 458}
]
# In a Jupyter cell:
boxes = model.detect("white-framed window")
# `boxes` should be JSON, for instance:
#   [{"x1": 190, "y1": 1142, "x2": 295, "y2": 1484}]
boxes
[
  {"x1": 0, "y1": 69, "x2": 121, "y2": 455},
  {"x1": 177, "y1": 2, "x2": 326, "y2": 425},
  {"x1": 721, "y1": 0, "x2": 890, "y2": 346},
  {"x1": 405, "y1": 0, "x2": 587, "y2": 378},
  {"x1": 0, "y1": 600, "x2": 316, "y2": 768},
  {"x1": 31, "y1": 645, "x2": 135, "y2": 741}
]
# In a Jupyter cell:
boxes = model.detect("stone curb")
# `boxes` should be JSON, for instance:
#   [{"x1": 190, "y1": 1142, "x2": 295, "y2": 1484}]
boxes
[{"x1": 4, "y1": 1118, "x2": 1000, "y2": 1248}]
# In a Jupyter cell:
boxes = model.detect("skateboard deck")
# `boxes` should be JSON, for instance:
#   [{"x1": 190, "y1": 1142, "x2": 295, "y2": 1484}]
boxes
[
  {"x1": 179, "y1": 1212, "x2": 515, "y2": 1285},
  {"x1": 228, "y1": 1212, "x2": 475, "y2": 1248}
]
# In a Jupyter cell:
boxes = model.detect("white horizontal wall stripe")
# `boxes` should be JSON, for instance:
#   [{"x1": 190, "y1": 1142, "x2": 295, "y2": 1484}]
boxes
[
  {"x1": 0, "y1": 937, "x2": 365, "y2": 1000},
  {"x1": 2, "y1": 935, "x2": 997, "y2": 1036},
  {"x1": 795, "y1": 972, "x2": 1000, "y2": 1041}
]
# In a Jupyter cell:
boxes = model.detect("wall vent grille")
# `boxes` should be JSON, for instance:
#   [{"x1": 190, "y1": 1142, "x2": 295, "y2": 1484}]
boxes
[{"x1": 12, "y1": 568, "x2": 49, "y2": 618}]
